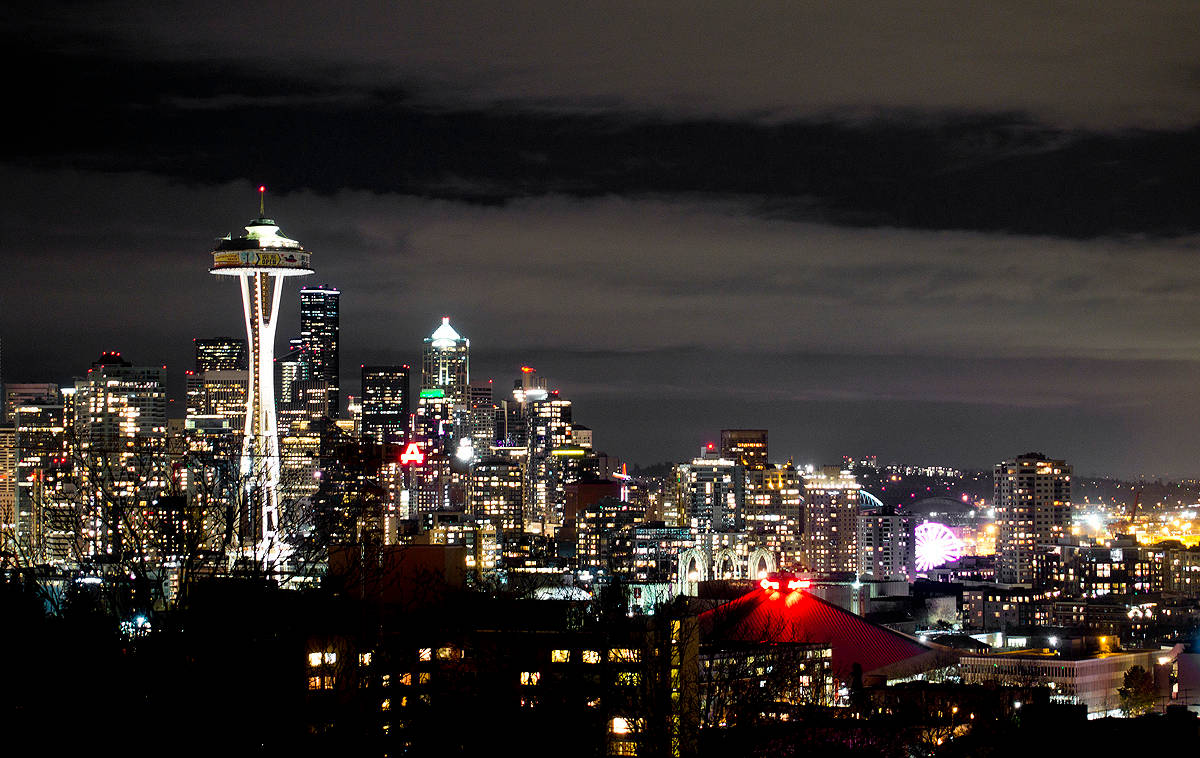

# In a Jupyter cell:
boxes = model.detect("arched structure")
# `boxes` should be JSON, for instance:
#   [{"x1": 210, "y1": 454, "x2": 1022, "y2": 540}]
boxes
[
  {"x1": 678, "y1": 548, "x2": 710, "y2": 596},
  {"x1": 859, "y1": 489, "x2": 885, "y2": 509},
  {"x1": 713, "y1": 547, "x2": 741, "y2": 580},
  {"x1": 747, "y1": 548, "x2": 777, "y2": 579}
]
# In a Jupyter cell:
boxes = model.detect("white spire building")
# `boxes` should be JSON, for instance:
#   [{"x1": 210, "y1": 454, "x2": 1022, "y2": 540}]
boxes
[{"x1": 421, "y1": 317, "x2": 469, "y2": 406}]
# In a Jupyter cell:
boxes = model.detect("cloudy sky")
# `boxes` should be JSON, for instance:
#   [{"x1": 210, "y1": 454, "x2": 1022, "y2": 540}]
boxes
[{"x1": 3, "y1": 1, "x2": 1200, "y2": 476}]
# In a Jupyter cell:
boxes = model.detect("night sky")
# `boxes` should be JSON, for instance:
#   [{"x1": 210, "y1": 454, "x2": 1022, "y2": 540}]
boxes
[{"x1": 3, "y1": 1, "x2": 1200, "y2": 477}]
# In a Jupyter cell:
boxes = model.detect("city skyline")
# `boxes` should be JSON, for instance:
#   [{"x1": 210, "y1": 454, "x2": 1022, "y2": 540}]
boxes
[{"x1": 4, "y1": 3, "x2": 1200, "y2": 478}]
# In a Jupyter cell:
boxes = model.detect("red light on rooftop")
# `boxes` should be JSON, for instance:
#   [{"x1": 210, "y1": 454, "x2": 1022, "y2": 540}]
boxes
[
  {"x1": 259, "y1": 185, "x2": 266, "y2": 193},
  {"x1": 520, "y1": 366, "x2": 536, "y2": 374},
  {"x1": 707, "y1": 443, "x2": 715, "y2": 450}
]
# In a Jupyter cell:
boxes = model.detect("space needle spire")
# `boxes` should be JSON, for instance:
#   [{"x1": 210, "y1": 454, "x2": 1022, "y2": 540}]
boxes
[{"x1": 210, "y1": 188, "x2": 313, "y2": 562}]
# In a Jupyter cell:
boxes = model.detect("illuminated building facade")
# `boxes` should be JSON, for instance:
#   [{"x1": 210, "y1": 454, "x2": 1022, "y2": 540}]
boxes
[
  {"x1": 210, "y1": 199, "x2": 313, "y2": 552},
  {"x1": 719, "y1": 429, "x2": 767, "y2": 485},
  {"x1": 70, "y1": 352, "x2": 168, "y2": 559},
  {"x1": 994, "y1": 453, "x2": 1072, "y2": 584},
  {"x1": 421, "y1": 317, "x2": 469, "y2": 407},
  {"x1": 576, "y1": 496, "x2": 645, "y2": 571},
  {"x1": 193, "y1": 337, "x2": 247, "y2": 372},
  {"x1": 299, "y1": 286, "x2": 340, "y2": 414},
  {"x1": 465, "y1": 379, "x2": 496, "y2": 449},
  {"x1": 469, "y1": 456, "x2": 524, "y2": 534},
  {"x1": 856, "y1": 505, "x2": 912, "y2": 580},
  {"x1": 1034, "y1": 539, "x2": 1167, "y2": 597},
  {"x1": 361, "y1": 365, "x2": 410, "y2": 444},
  {"x1": 801, "y1": 467, "x2": 860, "y2": 575},
  {"x1": 0, "y1": 427, "x2": 15, "y2": 546},
  {"x1": 11, "y1": 398, "x2": 68, "y2": 563},
  {"x1": 4, "y1": 383, "x2": 60, "y2": 423},
  {"x1": 743, "y1": 464, "x2": 803, "y2": 570},
  {"x1": 680, "y1": 446, "x2": 744, "y2": 534}
]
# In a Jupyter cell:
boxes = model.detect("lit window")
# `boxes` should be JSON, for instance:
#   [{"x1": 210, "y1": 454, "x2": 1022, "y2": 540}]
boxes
[
  {"x1": 381, "y1": 698, "x2": 391, "y2": 712},
  {"x1": 381, "y1": 674, "x2": 391, "y2": 687},
  {"x1": 436, "y1": 646, "x2": 458, "y2": 660},
  {"x1": 418, "y1": 673, "x2": 430, "y2": 684},
  {"x1": 582, "y1": 650, "x2": 601, "y2": 664},
  {"x1": 612, "y1": 717, "x2": 630, "y2": 735},
  {"x1": 418, "y1": 648, "x2": 432, "y2": 661},
  {"x1": 609, "y1": 648, "x2": 641, "y2": 663},
  {"x1": 308, "y1": 676, "x2": 321, "y2": 690},
  {"x1": 398, "y1": 673, "x2": 411, "y2": 686},
  {"x1": 616, "y1": 671, "x2": 642, "y2": 686},
  {"x1": 359, "y1": 652, "x2": 373, "y2": 666},
  {"x1": 322, "y1": 676, "x2": 334, "y2": 690},
  {"x1": 520, "y1": 671, "x2": 541, "y2": 685},
  {"x1": 551, "y1": 649, "x2": 570, "y2": 663},
  {"x1": 323, "y1": 652, "x2": 337, "y2": 665},
  {"x1": 308, "y1": 652, "x2": 322, "y2": 667}
]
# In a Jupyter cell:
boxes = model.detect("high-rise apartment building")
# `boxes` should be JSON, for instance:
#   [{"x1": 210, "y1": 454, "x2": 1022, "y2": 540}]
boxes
[
  {"x1": 193, "y1": 337, "x2": 247, "y2": 372},
  {"x1": 469, "y1": 456, "x2": 524, "y2": 534},
  {"x1": 856, "y1": 505, "x2": 912, "y2": 581},
  {"x1": 994, "y1": 453, "x2": 1072, "y2": 584},
  {"x1": 361, "y1": 365, "x2": 410, "y2": 444},
  {"x1": 744, "y1": 463, "x2": 804, "y2": 571},
  {"x1": 801, "y1": 467, "x2": 861, "y2": 576},
  {"x1": 679, "y1": 446, "x2": 744, "y2": 533},
  {"x1": 422, "y1": 317, "x2": 469, "y2": 406},
  {"x1": 69, "y1": 352, "x2": 168, "y2": 559},
  {"x1": 299, "y1": 286, "x2": 340, "y2": 414}
]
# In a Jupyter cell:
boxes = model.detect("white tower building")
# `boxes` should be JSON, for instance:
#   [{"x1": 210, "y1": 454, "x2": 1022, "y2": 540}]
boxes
[{"x1": 210, "y1": 190, "x2": 312, "y2": 557}]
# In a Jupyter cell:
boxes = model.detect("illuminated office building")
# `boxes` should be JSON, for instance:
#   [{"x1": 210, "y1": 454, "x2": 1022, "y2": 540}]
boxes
[
  {"x1": 465, "y1": 379, "x2": 497, "y2": 449},
  {"x1": 193, "y1": 337, "x2": 247, "y2": 372},
  {"x1": 4, "y1": 383, "x2": 59, "y2": 423},
  {"x1": 720, "y1": 429, "x2": 768, "y2": 485},
  {"x1": 299, "y1": 286, "x2": 340, "y2": 414},
  {"x1": 421, "y1": 317, "x2": 469, "y2": 407},
  {"x1": 210, "y1": 194, "x2": 313, "y2": 551},
  {"x1": 994, "y1": 453, "x2": 1072, "y2": 584},
  {"x1": 361, "y1": 365, "x2": 410, "y2": 444}
]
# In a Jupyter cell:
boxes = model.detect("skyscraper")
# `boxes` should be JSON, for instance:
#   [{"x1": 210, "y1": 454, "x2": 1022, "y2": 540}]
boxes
[
  {"x1": 720, "y1": 430, "x2": 768, "y2": 474},
  {"x1": 422, "y1": 317, "x2": 469, "y2": 406},
  {"x1": 994, "y1": 453, "x2": 1072, "y2": 584},
  {"x1": 70, "y1": 352, "x2": 168, "y2": 559},
  {"x1": 801, "y1": 467, "x2": 861, "y2": 576},
  {"x1": 210, "y1": 193, "x2": 312, "y2": 553},
  {"x1": 361, "y1": 365, "x2": 410, "y2": 444},
  {"x1": 679, "y1": 445, "x2": 744, "y2": 533},
  {"x1": 299, "y1": 286, "x2": 340, "y2": 414},
  {"x1": 193, "y1": 337, "x2": 247, "y2": 372}
]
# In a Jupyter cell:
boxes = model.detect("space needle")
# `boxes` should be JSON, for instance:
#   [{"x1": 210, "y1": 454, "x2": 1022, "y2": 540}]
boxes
[{"x1": 210, "y1": 187, "x2": 312, "y2": 559}]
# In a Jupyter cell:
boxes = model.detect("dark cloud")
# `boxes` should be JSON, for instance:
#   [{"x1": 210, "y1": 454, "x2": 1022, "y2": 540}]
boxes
[{"x1": 4, "y1": 2, "x2": 1200, "y2": 478}]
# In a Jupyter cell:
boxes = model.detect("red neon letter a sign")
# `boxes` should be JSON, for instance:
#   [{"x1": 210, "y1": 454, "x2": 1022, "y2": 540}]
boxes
[{"x1": 401, "y1": 441, "x2": 425, "y2": 465}]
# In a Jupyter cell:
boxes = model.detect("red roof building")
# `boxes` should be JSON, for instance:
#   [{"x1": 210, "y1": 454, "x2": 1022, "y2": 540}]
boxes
[{"x1": 700, "y1": 582, "x2": 958, "y2": 684}]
